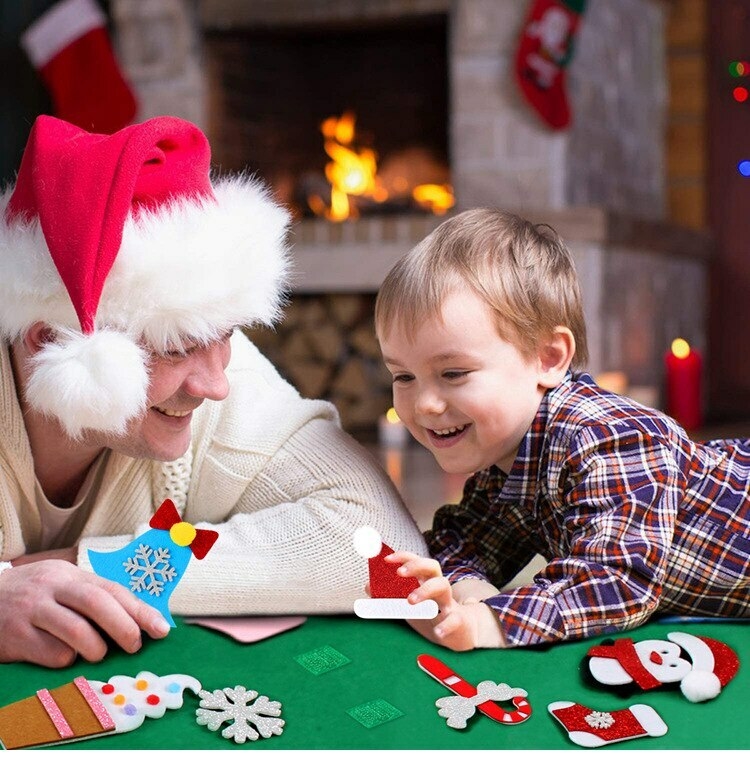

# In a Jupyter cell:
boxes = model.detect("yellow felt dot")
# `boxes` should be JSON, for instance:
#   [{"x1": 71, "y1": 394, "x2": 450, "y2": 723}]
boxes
[
  {"x1": 113, "y1": 694, "x2": 126, "y2": 706},
  {"x1": 170, "y1": 521, "x2": 196, "y2": 547},
  {"x1": 135, "y1": 679, "x2": 148, "y2": 691}
]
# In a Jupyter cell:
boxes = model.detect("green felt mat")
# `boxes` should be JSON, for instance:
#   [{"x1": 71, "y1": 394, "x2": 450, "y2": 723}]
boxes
[{"x1": 1, "y1": 616, "x2": 747, "y2": 750}]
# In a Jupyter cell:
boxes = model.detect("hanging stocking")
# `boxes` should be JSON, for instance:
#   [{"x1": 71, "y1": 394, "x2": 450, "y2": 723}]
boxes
[
  {"x1": 20, "y1": 0, "x2": 137, "y2": 133},
  {"x1": 514, "y1": 0, "x2": 586, "y2": 130}
]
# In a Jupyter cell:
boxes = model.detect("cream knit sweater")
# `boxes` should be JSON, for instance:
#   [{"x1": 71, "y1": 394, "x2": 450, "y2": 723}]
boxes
[{"x1": 0, "y1": 334, "x2": 427, "y2": 615}]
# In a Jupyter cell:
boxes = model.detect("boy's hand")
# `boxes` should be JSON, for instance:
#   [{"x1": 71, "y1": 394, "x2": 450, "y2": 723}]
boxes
[
  {"x1": 0, "y1": 560, "x2": 171, "y2": 668},
  {"x1": 385, "y1": 551, "x2": 504, "y2": 651}
]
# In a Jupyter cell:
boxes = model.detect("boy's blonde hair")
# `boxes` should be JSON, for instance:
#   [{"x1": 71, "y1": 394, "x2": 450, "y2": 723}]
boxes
[{"x1": 375, "y1": 208, "x2": 588, "y2": 369}]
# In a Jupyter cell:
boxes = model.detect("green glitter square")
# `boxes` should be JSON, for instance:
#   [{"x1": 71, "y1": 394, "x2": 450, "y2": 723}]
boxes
[
  {"x1": 293, "y1": 644, "x2": 351, "y2": 675},
  {"x1": 346, "y1": 699, "x2": 404, "y2": 729}
]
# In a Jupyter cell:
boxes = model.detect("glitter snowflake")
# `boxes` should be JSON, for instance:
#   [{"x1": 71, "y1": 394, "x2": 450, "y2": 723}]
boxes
[
  {"x1": 585, "y1": 710, "x2": 615, "y2": 730},
  {"x1": 122, "y1": 544, "x2": 177, "y2": 596},
  {"x1": 196, "y1": 686, "x2": 285, "y2": 743}
]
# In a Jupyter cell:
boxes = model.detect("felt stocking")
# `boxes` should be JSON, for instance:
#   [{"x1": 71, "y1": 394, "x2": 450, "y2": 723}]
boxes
[
  {"x1": 548, "y1": 701, "x2": 667, "y2": 748},
  {"x1": 515, "y1": 0, "x2": 586, "y2": 129}
]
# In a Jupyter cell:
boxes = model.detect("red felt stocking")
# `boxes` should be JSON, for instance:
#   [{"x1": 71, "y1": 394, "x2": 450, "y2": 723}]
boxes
[
  {"x1": 515, "y1": 0, "x2": 586, "y2": 130},
  {"x1": 548, "y1": 701, "x2": 667, "y2": 748}
]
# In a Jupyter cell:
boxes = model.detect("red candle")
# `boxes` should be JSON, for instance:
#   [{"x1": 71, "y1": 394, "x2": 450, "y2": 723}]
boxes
[{"x1": 665, "y1": 338, "x2": 702, "y2": 431}]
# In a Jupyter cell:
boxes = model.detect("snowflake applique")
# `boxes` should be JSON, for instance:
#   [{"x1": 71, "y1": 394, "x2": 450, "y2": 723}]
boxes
[
  {"x1": 196, "y1": 686, "x2": 285, "y2": 743},
  {"x1": 122, "y1": 544, "x2": 177, "y2": 596},
  {"x1": 585, "y1": 710, "x2": 615, "y2": 730}
]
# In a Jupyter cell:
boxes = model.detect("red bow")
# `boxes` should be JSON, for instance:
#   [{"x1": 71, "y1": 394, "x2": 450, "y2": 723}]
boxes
[{"x1": 149, "y1": 499, "x2": 218, "y2": 560}]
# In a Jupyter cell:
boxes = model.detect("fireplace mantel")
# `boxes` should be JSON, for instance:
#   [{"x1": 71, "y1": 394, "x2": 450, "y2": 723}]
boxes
[{"x1": 290, "y1": 206, "x2": 711, "y2": 293}]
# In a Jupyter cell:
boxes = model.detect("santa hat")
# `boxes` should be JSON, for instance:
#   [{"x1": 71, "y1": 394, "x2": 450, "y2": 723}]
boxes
[
  {"x1": 666, "y1": 632, "x2": 740, "y2": 703},
  {"x1": 352, "y1": 526, "x2": 438, "y2": 619},
  {"x1": 0, "y1": 114, "x2": 290, "y2": 437}
]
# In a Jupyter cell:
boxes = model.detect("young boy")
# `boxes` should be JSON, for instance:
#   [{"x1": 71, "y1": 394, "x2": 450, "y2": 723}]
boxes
[{"x1": 375, "y1": 208, "x2": 750, "y2": 650}]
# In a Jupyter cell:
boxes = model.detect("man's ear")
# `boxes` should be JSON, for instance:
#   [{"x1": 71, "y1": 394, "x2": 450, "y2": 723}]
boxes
[
  {"x1": 537, "y1": 326, "x2": 575, "y2": 389},
  {"x1": 22, "y1": 322, "x2": 56, "y2": 355}
]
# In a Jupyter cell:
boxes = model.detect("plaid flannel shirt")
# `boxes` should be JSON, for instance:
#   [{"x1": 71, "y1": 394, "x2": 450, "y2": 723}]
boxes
[{"x1": 425, "y1": 372, "x2": 750, "y2": 646}]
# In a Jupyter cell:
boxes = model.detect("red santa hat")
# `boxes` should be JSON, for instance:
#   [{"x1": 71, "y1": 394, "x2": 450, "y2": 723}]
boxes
[
  {"x1": 352, "y1": 526, "x2": 438, "y2": 619},
  {"x1": 666, "y1": 632, "x2": 740, "y2": 703},
  {"x1": 0, "y1": 115, "x2": 290, "y2": 437}
]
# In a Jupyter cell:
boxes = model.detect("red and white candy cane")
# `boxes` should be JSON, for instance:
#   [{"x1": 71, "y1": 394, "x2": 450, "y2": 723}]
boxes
[{"x1": 417, "y1": 654, "x2": 532, "y2": 726}]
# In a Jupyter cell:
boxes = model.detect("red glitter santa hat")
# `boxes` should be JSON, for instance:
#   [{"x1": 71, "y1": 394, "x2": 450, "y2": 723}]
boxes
[
  {"x1": 0, "y1": 115, "x2": 290, "y2": 437},
  {"x1": 352, "y1": 526, "x2": 438, "y2": 619}
]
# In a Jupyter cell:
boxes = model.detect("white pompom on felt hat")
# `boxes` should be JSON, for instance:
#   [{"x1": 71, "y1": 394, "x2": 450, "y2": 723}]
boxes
[
  {"x1": 667, "y1": 632, "x2": 740, "y2": 703},
  {"x1": 0, "y1": 115, "x2": 291, "y2": 437}
]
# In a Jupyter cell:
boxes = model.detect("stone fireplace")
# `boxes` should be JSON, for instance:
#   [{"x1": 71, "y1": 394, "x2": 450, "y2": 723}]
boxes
[{"x1": 112, "y1": 0, "x2": 711, "y2": 435}]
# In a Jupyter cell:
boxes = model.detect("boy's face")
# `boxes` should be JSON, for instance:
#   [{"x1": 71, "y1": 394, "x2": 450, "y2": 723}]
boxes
[{"x1": 380, "y1": 286, "x2": 547, "y2": 475}]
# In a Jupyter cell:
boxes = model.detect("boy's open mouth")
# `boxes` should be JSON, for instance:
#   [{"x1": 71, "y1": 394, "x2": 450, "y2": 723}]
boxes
[{"x1": 428, "y1": 424, "x2": 469, "y2": 443}]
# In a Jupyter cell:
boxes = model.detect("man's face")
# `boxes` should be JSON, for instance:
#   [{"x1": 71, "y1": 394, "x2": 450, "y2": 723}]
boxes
[
  {"x1": 84, "y1": 331, "x2": 233, "y2": 461},
  {"x1": 379, "y1": 286, "x2": 546, "y2": 476}
]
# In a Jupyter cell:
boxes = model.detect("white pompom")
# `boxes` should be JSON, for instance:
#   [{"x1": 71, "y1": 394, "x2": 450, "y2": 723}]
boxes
[
  {"x1": 26, "y1": 329, "x2": 149, "y2": 438},
  {"x1": 680, "y1": 670, "x2": 721, "y2": 703},
  {"x1": 353, "y1": 526, "x2": 383, "y2": 558}
]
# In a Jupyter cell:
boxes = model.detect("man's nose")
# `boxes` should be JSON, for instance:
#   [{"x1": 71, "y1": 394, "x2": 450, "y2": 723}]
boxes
[{"x1": 183, "y1": 341, "x2": 231, "y2": 401}]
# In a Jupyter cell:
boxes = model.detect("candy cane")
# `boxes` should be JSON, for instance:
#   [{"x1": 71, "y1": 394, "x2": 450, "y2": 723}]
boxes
[{"x1": 417, "y1": 654, "x2": 532, "y2": 726}]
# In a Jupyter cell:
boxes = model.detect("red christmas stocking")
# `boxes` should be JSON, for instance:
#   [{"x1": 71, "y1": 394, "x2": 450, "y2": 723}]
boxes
[
  {"x1": 548, "y1": 701, "x2": 667, "y2": 748},
  {"x1": 20, "y1": 0, "x2": 137, "y2": 134},
  {"x1": 515, "y1": 0, "x2": 586, "y2": 130}
]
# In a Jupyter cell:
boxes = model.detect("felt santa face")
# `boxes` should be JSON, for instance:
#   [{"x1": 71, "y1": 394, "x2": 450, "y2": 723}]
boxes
[
  {"x1": 586, "y1": 632, "x2": 740, "y2": 703},
  {"x1": 589, "y1": 638, "x2": 692, "y2": 686}
]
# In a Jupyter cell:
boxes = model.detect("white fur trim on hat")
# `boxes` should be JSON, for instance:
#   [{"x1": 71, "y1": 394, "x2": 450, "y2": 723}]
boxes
[
  {"x1": 0, "y1": 175, "x2": 291, "y2": 350},
  {"x1": 26, "y1": 328, "x2": 148, "y2": 438}
]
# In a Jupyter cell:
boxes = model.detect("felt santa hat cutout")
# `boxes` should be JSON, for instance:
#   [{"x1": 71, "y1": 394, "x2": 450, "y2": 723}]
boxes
[
  {"x1": 0, "y1": 115, "x2": 290, "y2": 438},
  {"x1": 352, "y1": 527, "x2": 438, "y2": 619},
  {"x1": 21, "y1": 0, "x2": 137, "y2": 133}
]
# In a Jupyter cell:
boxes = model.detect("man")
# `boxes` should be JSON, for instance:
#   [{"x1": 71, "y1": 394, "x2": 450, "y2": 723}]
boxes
[{"x1": 0, "y1": 115, "x2": 426, "y2": 668}]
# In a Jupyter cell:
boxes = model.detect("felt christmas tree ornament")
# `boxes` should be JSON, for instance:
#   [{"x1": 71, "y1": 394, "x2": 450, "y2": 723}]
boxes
[
  {"x1": 20, "y1": 0, "x2": 137, "y2": 133},
  {"x1": 0, "y1": 114, "x2": 290, "y2": 438},
  {"x1": 515, "y1": 0, "x2": 587, "y2": 130}
]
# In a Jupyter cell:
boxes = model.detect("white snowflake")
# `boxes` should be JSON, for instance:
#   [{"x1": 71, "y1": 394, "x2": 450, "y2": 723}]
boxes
[
  {"x1": 122, "y1": 544, "x2": 177, "y2": 596},
  {"x1": 196, "y1": 686, "x2": 285, "y2": 743},
  {"x1": 585, "y1": 710, "x2": 615, "y2": 730}
]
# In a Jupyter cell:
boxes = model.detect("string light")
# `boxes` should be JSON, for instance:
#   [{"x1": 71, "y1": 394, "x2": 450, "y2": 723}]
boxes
[
  {"x1": 738, "y1": 160, "x2": 750, "y2": 177},
  {"x1": 733, "y1": 86, "x2": 749, "y2": 102}
]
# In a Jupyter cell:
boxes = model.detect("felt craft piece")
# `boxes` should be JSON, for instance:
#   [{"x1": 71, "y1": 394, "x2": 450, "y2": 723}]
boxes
[
  {"x1": 183, "y1": 615, "x2": 307, "y2": 643},
  {"x1": 417, "y1": 654, "x2": 532, "y2": 729},
  {"x1": 0, "y1": 672, "x2": 200, "y2": 749},
  {"x1": 586, "y1": 632, "x2": 740, "y2": 703},
  {"x1": 89, "y1": 498, "x2": 218, "y2": 626},
  {"x1": 548, "y1": 701, "x2": 667, "y2": 748},
  {"x1": 352, "y1": 526, "x2": 438, "y2": 619},
  {"x1": 195, "y1": 686, "x2": 284, "y2": 743}
]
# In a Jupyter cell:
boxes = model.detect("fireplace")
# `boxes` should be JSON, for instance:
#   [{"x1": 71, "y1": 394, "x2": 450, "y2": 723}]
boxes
[
  {"x1": 113, "y1": 0, "x2": 711, "y2": 437},
  {"x1": 204, "y1": 14, "x2": 451, "y2": 222}
]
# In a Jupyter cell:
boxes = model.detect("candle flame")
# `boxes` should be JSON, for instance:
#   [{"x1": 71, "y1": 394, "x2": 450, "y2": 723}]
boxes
[
  {"x1": 671, "y1": 338, "x2": 691, "y2": 359},
  {"x1": 385, "y1": 407, "x2": 402, "y2": 424}
]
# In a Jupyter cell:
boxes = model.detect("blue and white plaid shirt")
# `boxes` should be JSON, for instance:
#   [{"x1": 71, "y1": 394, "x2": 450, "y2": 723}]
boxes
[{"x1": 425, "y1": 373, "x2": 750, "y2": 646}]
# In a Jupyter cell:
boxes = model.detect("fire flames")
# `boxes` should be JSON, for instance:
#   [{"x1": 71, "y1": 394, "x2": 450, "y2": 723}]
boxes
[{"x1": 308, "y1": 111, "x2": 454, "y2": 222}]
